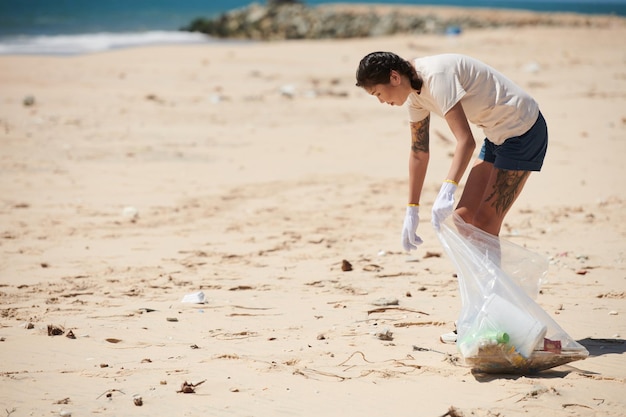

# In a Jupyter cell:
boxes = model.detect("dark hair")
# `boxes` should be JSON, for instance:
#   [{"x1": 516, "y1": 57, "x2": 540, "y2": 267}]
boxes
[{"x1": 355, "y1": 51, "x2": 422, "y2": 91}]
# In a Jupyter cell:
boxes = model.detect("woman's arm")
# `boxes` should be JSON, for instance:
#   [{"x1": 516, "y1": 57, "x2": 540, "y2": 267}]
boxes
[
  {"x1": 408, "y1": 115, "x2": 430, "y2": 205},
  {"x1": 443, "y1": 101, "x2": 476, "y2": 184}
]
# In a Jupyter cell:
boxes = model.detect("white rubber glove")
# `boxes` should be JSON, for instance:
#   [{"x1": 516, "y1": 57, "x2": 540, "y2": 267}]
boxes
[
  {"x1": 402, "y1": 205, "x2": 423, "y2": 251},
  {"x1": 431, "y1": 181, "x2": 458, "y2": 230}
]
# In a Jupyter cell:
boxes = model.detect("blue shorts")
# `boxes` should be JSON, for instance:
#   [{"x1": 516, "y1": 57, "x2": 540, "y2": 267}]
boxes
[{"x1": 478, "y1": 112, "x2": 548, "y2": 171}]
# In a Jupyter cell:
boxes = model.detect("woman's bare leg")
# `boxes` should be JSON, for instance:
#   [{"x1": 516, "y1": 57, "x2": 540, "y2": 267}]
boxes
[{"x1": 456, "y1": 160, "x2": 530, "y2": 236}]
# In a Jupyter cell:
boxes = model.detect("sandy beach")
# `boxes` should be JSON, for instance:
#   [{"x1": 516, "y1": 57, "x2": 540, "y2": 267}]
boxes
[{"x1": 1, "y1": 7, "x2": 625, "y2": 416}]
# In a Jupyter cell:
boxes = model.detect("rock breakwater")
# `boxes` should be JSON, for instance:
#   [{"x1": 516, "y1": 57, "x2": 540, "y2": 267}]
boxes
[{"x1": 181, "y1": 2, "x2": 624, "y2": 40}]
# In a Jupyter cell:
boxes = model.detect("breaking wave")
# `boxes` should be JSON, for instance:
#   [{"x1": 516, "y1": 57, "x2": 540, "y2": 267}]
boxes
[{"x1": 0, "y1": 31, "x2": 212, "y2": 55}]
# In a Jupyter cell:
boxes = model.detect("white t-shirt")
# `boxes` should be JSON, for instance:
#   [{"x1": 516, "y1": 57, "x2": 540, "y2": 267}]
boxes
[{"x1": 407, "y1": 54, "x2": 539, "y2": 145}]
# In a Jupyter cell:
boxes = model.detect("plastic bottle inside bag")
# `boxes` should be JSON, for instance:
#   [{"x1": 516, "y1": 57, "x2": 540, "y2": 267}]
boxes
[
  {"x1": 458, "y1": 330, "x2": 509, "y2": 356},
  {"x1": 459, "y1": 330, "x2": 506, "y2": 357},
  {"x1": 481, "y1": 331, "x2": 510, "y2": 345}
]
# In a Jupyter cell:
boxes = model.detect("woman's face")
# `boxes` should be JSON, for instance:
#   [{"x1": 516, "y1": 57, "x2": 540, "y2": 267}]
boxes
[{"x1": 365, "y1": 70, "x2": 411, "y2": 106}]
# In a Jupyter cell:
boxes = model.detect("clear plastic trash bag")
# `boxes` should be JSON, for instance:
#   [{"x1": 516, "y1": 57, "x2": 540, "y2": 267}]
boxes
[{"x1": 437, "y1": 214, "x2": 589, "y2": 374}]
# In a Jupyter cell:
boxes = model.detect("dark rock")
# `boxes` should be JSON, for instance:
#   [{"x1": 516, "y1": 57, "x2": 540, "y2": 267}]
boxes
[{"x1": 181, "y1": 3, "x2": 624, "y2": 41}]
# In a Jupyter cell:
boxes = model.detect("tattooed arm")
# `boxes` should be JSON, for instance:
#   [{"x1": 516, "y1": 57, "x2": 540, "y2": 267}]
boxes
[{"x1": 408, "y1": 115, "x2": 431, "y2": 205}]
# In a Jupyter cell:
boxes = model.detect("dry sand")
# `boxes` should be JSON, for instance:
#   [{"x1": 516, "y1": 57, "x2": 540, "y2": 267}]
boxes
[{"x1": 1, "y1": 12, "x2": 625, "y2": 417}]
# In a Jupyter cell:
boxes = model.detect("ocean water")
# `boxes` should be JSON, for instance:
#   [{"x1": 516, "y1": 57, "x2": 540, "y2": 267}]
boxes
[{"x1": 1, "y1": 0, "x2": 624, "y2": 55}]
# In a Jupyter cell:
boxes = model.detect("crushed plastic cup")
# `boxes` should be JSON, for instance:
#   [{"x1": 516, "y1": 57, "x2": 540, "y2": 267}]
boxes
[{"x1": 181, "y1": 291, "x2": 206, "y2": 304}]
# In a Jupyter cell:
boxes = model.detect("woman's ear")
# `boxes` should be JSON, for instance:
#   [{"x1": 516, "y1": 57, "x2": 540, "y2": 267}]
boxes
[{"x1": 389, "y1": 70, "x2": 401, "y2": 86}]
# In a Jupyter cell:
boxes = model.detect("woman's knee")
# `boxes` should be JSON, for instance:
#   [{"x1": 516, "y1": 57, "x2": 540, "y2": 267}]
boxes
[
  {"x1": 454, "y1": 207, "x2": 473, "y2": 224},
  {"x1": 454, "y1": 207, "x2": 501, "y2": 235}
]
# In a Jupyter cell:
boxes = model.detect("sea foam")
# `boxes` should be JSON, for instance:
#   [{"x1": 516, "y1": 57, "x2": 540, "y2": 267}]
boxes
[{"x1": 0, "y1": 31, "x2": 212, "y2": 55}]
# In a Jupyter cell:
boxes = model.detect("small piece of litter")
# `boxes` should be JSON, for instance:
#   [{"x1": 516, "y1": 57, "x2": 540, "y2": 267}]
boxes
[
  {"x1": 181, "y1": 291, "x2": 206, "y2": 304},
  {"x1": 371, "y1": 297, "x2": 399, "y2": 306},
  {"x1": 375, "y1": 329, "x2": 394, "y2": 341},
  {"x1": 122, "y1": 206, "x2": 139, "y2": 221},
  {"x1": 23, "y1": 95, "x2": 36, "y2": 106}
]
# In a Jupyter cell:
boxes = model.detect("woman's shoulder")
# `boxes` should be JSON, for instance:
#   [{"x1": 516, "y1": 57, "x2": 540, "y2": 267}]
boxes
[
  {"x1": 414, "y1": 53, "x2": 478, "y2": 66},
  {"x1": 415, "y1": 54, "x2": 497, "y2": 81}
]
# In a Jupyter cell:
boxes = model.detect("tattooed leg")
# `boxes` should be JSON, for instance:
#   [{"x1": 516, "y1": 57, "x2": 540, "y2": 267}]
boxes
[
  {"x1": 457, "y1": 163, "x2": 531, "y2": 236},
  {"x1": 484, "y1": 169, "x2": 530, "y2": 216}
]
